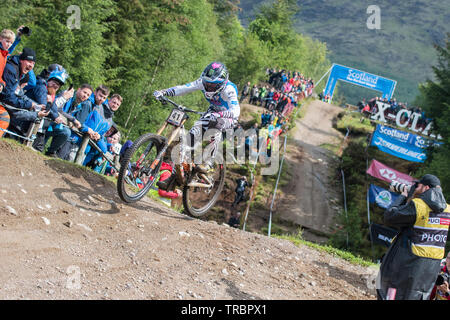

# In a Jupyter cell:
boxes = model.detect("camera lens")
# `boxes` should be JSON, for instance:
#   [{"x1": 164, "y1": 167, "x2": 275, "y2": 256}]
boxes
[{"x1": 390, "y1": 180, "x2": 411, "y2": 194}]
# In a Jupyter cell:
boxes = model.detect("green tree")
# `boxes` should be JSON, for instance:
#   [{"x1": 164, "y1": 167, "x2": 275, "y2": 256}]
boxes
[
  {"x1": 418, "y1": 35, "x2": 450, "y2": 200},
  {"x1": 109, "y1": 0, "x2": 224, "y2": 140},
  {"x1": 248, "y1": 0, "x2": 299, "y2": 47},
  {"x1": 2, "y1": 0, "x2": 116, "y2": 86},
  {"x1": 226, "y1": 31, "x2": 269, "y2": 86},
  {"x1": 247, "y1": 0, "x2": 330, "y2": 82}
]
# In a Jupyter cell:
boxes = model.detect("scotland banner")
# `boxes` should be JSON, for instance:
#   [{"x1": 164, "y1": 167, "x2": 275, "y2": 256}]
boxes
[
  {"x1": 323, "y1": 64, "x2": 397, "y2": 101},
  {"x1": 370, "y1": 125, "x2": 429, "y2": 162},
  {"x1": 368, "y1": 184, "x2": 400, "y2": 209}
]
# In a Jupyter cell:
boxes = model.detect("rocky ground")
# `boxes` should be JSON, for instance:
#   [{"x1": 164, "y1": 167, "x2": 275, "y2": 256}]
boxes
[{"x1": 0, "y1": 139, "x2": 377, "y2": 300}]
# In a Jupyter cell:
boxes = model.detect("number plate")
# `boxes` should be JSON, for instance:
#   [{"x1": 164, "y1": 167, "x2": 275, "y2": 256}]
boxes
[{"x1": 166, "y1": 109, "x2": 186, "y2": 126}]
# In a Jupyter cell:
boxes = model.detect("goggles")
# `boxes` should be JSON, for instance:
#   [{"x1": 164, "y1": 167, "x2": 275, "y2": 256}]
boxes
[{"x1": 203, "y1": 81, "x2": 223, "y2": 92}]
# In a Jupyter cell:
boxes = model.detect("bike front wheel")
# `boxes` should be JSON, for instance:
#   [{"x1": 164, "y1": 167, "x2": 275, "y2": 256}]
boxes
[
  {"x1": 182, "y1": 163, "x2": 226, "y2": 217},
  {"x1": 117, "y1": 133, "x2": 165, "y2": 203}
]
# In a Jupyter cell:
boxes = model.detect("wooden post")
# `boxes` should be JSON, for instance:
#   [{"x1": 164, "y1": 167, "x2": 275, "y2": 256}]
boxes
[
  {"x1": 25, "y1": 119, "x2": 42, "y2": 147},
  {"x1": 74, "y1": 134, "x2": 89, "y2": 165}
]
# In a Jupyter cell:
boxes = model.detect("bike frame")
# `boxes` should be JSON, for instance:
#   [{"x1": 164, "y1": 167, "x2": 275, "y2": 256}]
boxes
[{"x1": 144, "y1": 98, "x2": 214, "y2": 189}]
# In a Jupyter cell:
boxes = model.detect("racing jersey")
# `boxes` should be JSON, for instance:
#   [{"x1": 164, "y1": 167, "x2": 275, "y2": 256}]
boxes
[{"x1": 164, "y1": 78, "x2": 240, "y2": 119}]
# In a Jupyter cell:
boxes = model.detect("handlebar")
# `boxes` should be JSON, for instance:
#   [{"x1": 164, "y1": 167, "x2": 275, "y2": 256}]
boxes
[{"x1": 158, "y1": 96, "x2": 204, "y2": 116}]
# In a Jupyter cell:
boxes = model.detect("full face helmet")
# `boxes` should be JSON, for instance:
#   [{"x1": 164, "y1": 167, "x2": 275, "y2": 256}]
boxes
[{"x1": 201, "y1": 61, "x2": 229, "y2": 99}]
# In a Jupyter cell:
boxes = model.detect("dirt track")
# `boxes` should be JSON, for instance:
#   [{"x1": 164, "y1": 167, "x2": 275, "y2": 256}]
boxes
[
  {"x1": 0, "y1": 138, "x2": 376, "y2": 300},
  {"x1": 278, "y1": 100, "x2": 344, "y2": 238}
]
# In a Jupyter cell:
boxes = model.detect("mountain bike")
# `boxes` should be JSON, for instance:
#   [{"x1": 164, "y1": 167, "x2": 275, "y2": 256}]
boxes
[{"x1": 116, "y1": 96, "x2": 226, "y2": 217}]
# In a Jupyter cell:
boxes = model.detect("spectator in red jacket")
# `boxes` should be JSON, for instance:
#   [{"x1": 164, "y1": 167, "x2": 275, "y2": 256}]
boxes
[{"x1": 430, "y1": 251, "x2": 450, "y2": 300}]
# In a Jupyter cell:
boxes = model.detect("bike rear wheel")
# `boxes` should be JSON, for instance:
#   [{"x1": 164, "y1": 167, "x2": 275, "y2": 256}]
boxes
[
  {"x1": 182, "y1": 163, "x2": 226, "y2": 217},
  {"x1": 117, "y1": 133, "x2": 165, "y2": 203}
]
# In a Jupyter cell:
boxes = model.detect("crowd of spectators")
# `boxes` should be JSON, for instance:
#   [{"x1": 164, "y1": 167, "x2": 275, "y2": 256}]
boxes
[
  {"x1": 240, "y1": 67, "x2": 312, "y2": 161},
  {"x1": 318, "y1": 90, "x2": 331, "y2": 103},
  {"x1": 358, "y1": 96, "x2": 431, "y2": 131},
  {"x1": 240, "y1": 68, "x2": 315, "y2": 116},
  {"x1": 0, "y1": 25, "x2": 123, "y2": 178}
]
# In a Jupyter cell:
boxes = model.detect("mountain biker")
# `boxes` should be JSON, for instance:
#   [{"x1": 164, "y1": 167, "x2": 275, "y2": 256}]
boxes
[{"x1": 153, "y1": 61, "x2": 240, "y2": 174}]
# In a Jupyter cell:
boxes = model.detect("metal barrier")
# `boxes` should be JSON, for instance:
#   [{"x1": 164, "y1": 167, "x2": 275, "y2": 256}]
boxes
[
  {"x1": 242, "y1": 102, "x2": 303, "y2": 233},
  {"x1": 0, "y1": 102, "x2": 41, "y2": 143},
  {"x1": 267, "y1": 134, "x2": 287, "y2": 237}
]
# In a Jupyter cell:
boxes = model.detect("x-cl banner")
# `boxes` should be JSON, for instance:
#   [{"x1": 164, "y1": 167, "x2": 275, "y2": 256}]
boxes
[{"x1": 366, "y1": 159, "x2": 414, "y2": 186}]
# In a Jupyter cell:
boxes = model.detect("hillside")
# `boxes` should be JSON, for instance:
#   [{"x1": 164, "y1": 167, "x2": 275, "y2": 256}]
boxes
[
  {"x1": 0, "y1": 139, "x2": 377, "y2": 300},
  {"x1": 238, "y1": 0, "x2": 450, "y2": 104}
]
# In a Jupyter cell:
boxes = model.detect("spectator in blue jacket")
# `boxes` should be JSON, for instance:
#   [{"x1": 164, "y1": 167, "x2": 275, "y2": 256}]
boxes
[
  {"x1": 30, "y1": 67, "x2": 72, "y2": 156},
  {"x1": 261, "y1": 110, "x2": 271, "y2": 127},
  {"x1": 81, "y1": 85, "x2": 112, "y2": 166},
  {"x1": 92, "y1": 130, "x2": 122, "y2": 176},
  {"x1": 0, "y1": 48, "x2": 47, "y2": 136},
  {"x1": 278, "y1": 71, "x2": 287, "y2": 91},
  {"x1": 264, "y1": 87, "x2": 275, "y2": 109},
  {"x1": 54, "y1": 84, "x2": 96, "y2": 160},
  {"x1": 82, "y1": 92, "x2": 122, "y2": 168}
]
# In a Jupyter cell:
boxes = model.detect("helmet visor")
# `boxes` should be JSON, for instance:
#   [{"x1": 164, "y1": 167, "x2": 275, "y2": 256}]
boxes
[{"x1": 203, "y1": 81, "x2": 222, "y2": 93}]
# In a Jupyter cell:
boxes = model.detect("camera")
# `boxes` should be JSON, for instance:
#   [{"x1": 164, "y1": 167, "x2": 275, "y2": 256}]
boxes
[
  {"x1": 19, "y1": 26, "x2": 32, "y2": 36},
  {"x1": 436, "y1": 273, "x2": 449, "y2": 286},
  {"x1": 390, "y1": 180, "x2": 418, "y2": 196},
  {"x1": 389, "y1": 180, "x2": 410, "y2": 194}
]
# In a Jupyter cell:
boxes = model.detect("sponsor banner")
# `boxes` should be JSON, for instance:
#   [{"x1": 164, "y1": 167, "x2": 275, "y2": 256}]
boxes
[
  {"x1": 370, "y1": 124, "x2": 429, "y2": 162},
  {"x1": 368, "y1": 184, "x2": 400, "y2": 209},
  {"x1": 428, "y1": 217, "x2": 450, "y2": 226},
  {"x1": 428, "y1": 211, "x2": 450, "y2": 226},
  {"x1": 370, "y1": 223, "x2": 398, "y2": 247},
  {"x1": 366, "y1": 159, "x2": 414, "y2": 186},
  {"x1": 370, "y1": 101, "x2": 438, "y2": 137}
]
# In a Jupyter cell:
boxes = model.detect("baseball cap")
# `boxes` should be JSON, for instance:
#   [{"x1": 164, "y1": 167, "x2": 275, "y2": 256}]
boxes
[
  {"x1": 419, "y1": 174, "x2": 441, "y2": 188},
  {"x1": 19, "y1": 47, "x2": 36, "y2": 62}
]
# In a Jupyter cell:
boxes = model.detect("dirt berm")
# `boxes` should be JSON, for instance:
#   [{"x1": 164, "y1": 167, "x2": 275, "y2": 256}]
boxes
[{"x1": 0, "y1": 139, "x2": 375, "y2": 300}]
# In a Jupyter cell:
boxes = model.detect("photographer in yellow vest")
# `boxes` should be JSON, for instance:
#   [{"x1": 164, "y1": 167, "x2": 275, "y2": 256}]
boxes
[{"x1": 378, "y1": 174, "x2": 450, "y2": 300}]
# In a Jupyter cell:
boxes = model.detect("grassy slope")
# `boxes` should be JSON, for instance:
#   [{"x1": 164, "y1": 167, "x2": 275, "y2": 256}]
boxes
[{"x1": 238, "y1": 0, "x2": 450, "y2": 104}]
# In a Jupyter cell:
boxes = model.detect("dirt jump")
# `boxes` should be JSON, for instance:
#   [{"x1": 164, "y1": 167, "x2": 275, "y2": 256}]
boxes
[
  {"x1": 0, "y1": 119, "x2": 375, "y2": 300},
  {"x1": 277, "y1": 100, "x2": 345, "y2": 241}
]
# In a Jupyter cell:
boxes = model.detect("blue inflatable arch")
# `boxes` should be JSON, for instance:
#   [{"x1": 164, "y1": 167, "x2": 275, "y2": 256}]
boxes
[{"x1": 323, "y1": 64, "x2": 397, "y2": 102}]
